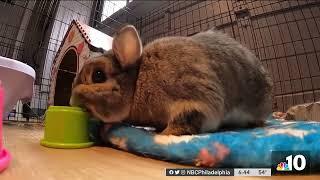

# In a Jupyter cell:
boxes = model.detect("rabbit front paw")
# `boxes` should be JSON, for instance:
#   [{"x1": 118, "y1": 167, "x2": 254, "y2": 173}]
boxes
[{"x1": 160, "y1": 110, "x2": 205, "y2": 135}]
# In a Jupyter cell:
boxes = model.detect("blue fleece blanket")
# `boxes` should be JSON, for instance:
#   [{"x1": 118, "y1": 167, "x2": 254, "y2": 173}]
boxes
[{"x1": 89, "y1": 117, "x2": 320, "y2": 170}]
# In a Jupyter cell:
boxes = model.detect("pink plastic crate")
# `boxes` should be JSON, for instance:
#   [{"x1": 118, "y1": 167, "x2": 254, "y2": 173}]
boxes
[{"x1": 0, "y1": 82, "x2": 11, "y2": 172}]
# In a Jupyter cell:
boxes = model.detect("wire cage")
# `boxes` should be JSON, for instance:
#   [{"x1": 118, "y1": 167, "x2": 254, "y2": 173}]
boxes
[{"x1": 0, "y1": 0, "x2": 319, "y2": 122}]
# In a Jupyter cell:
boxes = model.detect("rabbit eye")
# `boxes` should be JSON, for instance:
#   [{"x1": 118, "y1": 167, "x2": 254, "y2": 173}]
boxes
[{"x1": 92, "y1": 69, "x2": 107, "y2": 83}]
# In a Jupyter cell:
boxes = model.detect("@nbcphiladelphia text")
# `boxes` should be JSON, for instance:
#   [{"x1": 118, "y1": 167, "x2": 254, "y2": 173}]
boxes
[
  {"x1": 165, "y1": 168, "x2": 270, "y2": 176},
  {"x1": 165, "y1": 151, "x2": 311, "y2": 176}
]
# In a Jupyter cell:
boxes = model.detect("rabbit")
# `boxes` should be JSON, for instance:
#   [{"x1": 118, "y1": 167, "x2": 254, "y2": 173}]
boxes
[{"x1": 70, "y1": 25, "x2": 273, "y2": 135}]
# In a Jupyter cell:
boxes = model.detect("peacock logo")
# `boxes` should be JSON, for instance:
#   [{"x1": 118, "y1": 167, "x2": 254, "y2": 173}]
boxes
[{"x1": 276, "y1": 162, "x2": 291, "y2": 171}]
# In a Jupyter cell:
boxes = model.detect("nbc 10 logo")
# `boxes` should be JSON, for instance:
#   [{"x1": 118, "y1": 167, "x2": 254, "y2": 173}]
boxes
[{"x1": 271, "y1": 151, "x2": 310, "y2": 175}]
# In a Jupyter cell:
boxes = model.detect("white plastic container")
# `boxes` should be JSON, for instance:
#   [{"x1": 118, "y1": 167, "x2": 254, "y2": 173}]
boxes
[{"x1": 0, "y1": 56, "x2": 35, "y2": 117}]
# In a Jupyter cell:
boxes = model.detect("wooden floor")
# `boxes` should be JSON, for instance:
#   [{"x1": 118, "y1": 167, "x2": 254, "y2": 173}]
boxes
[{"x1": 0, "y1": 124, "x2": 318, "y2": 180}]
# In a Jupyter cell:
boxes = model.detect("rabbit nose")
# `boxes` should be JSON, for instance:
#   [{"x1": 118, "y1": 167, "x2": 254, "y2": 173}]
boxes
[
  {"x1": 112, "y1": 87, "x2": 119, "y2": 92},
  {"x1": 69, "y1": 94, "x2": 81, "y2": 107},
  {"x1": 112, "y1": 84, "x2": 120, "y2": 92}
]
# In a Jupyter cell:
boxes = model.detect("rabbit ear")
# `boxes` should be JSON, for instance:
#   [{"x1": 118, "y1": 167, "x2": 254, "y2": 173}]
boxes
[{"x1": 112, "y1": 25, "x2": 142, "y2": 68}]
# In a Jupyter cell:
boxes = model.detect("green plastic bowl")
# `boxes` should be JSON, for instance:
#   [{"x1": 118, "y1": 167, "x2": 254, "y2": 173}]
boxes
[{"x1": 40, "y1": 106, "x2": 94, "y2": 149}]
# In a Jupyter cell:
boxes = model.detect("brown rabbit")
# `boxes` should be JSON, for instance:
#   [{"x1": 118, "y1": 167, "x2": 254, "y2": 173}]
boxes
[{"x1": 70, "y1": 25, "x2": 273, "y2": 135}]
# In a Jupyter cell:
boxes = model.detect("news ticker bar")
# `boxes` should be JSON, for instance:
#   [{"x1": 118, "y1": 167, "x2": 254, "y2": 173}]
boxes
[{"x1": 165, "y1": 168, "x2": 272, "y2": 176}]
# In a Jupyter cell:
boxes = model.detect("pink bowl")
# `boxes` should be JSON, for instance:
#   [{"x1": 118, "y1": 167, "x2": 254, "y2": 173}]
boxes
[{"x1": 0, "y1": 83, "x2": 11, "y2": 172}]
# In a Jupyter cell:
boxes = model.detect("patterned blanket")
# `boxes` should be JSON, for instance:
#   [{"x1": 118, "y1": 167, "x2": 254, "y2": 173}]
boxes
[{"x1": 89, "y1": 116, "x2": 320, "y2": 170}]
